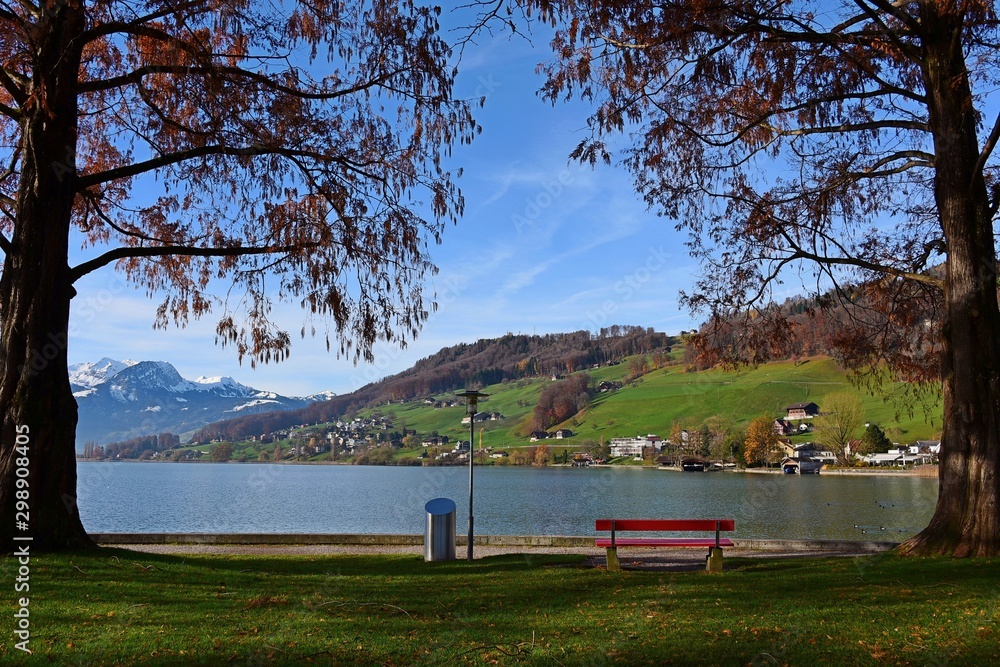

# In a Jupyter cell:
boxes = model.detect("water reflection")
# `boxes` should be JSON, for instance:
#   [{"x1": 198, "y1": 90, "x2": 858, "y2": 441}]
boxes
[{"x1": 78, "y1": 462, "x2": 938, "y2": 541}]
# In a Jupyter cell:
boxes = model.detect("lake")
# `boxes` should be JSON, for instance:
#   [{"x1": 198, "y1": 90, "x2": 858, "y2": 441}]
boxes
[{"x1": 76, "y1": 463, "x2": 938, "y2": 541}]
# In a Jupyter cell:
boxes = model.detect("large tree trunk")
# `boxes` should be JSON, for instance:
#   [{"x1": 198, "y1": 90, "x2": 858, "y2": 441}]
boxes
[
  {"x1": 898, "y1": 7, "x2": 1000, "y2": 557},
  {"x1": 0, "y1": 5, "x2": 93, "y2": 552}
]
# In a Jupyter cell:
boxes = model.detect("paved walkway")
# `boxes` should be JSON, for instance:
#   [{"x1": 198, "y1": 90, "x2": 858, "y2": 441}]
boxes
[{"x1": 110, "y1": 542, "x2": 890, "y2": 572}]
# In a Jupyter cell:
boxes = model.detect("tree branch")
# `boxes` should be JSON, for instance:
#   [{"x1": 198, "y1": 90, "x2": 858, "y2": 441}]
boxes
[
  {"x1": 76, "y1": 144, "x2": 330, "y2": 190},
  {"x1": 854, "y1": 0, "x2": 923, "y2": 35},
  {"x1": 80, "y1": 62, "x2": 405, "y2": 104},
  {"x1": 0, "y1": 65, "x2": 27, "y2": 109},
  {"x1": 973, "y1": 110, "x2": 1000, "y2": 188},
  {"x1": 777, "y1": 227, "x2": 944, "y2": 289},
  {"x1": 79, "y1": 0, "x2": 209, "y2": 44},
  {"x1": 0, "y1": 230, "x2": 11, "y2": 255},
  {"x1": 784, "y1": 119, "x2": 927, "y2": 136},
  {"x1": 69, "y1": 242, "x2": 316, "y2": 283}
]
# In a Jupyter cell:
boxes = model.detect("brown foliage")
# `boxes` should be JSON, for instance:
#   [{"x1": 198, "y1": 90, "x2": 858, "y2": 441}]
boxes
[
  {"x1": 1, "y1": 0, "x2": 478, "y2": 366},
  {"x1": 530, "y1": 373, "x2": 592, "y2": 432},
  {"x1": 508, "y1": 0, "x2": 1000, "y2": 555}
]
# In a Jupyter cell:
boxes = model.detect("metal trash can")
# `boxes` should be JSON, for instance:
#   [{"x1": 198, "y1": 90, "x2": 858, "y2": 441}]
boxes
[{"x1": 424, "y1": 497, "x2": 456, "y2": 562}]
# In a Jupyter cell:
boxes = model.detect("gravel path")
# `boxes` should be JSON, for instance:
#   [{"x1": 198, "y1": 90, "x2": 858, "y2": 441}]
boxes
[{"x1": 111, "y1": 542, "x2": 884, "y2": 571}]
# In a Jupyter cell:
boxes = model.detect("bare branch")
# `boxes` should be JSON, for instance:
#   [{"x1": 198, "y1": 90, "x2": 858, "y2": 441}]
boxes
[
  {"x1": 69, "y1": 243, "x2": 315, "y2": 283},
  {"x1": 777, "y1": 226, "x2": 944, "y2": 290},
  {"x1": 974, "y1": 110, "x2": 1000, "y2": 187},
  {"x1": 79, "y1": 0, "x2": 210, "y2": 44},
  {"x1": 853, "y1": 0, "x2": 923, "y2": 35},
  {"x1": 0, "y1": 66, "x2": 27, "y2": 109},
  {"x1": 76, "y1": 144, "x2": 342, "y2": 190},
  {"x1": 783, "y1": 119, "x2": 928, "y2": 136}
]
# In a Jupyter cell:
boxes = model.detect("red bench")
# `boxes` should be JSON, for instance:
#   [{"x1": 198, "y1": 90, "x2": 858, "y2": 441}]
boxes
[{"x1": 595, "y1": 519, "x2": 735, "y2": 572}]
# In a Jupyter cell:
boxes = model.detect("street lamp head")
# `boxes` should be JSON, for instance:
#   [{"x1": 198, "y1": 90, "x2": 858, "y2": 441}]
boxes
[{"x1": 456, "y1": 389, "x2": 489, "y2": 416}]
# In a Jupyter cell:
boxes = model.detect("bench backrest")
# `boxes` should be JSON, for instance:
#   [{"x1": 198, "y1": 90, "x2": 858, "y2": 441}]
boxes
[{"x1": 595, "y1": 519, "x2": 735, "y2": 532}]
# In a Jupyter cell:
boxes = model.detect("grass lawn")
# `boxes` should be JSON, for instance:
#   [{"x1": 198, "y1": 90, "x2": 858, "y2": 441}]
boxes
[{"x1": 4, "y1": 549, "x2": 998, "y2": 665}]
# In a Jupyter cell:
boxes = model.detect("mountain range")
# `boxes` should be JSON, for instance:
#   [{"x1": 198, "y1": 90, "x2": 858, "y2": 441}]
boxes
[{"x1": 71, "y1": 358, "x2": 335, "y2": 447}]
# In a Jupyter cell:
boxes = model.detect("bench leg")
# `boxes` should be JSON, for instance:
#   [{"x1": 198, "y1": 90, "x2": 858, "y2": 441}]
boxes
[
  {"x1": 706, "y1": 547, "x2": 724, "y2": 573},
  {"x1": 606, "y1": 547, "x2": 620, "y2": 572}
]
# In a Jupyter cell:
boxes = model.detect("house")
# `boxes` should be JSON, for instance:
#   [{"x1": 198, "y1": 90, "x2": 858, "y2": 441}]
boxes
[
  {"x1": 773, "y1": 419, "x2": 795, "y2": 436},
  {"x1": 915, "y1": 440, "x2": 942, "y2": 456},
  {"x1": 490, "y1": 451, "x2": 509, "y2": 459},
  {"x1": 529, "y1": 431, "x2": 549, "y2": 442},
  {"x1": 786, "y1": 402, "x2": 820, "y2": 419},
  {"x1": 862, "y1": 446, "x2": 935, "y2": 466},
  {"x1": 552, "y1": 429, "x2": 573, "y2": 439},
  {"x1": 780, "y1": 441, "x2": 836, "y2": 464},
  {"x1": 461, "y1": 412, "x2": 490, "y2": 426}
]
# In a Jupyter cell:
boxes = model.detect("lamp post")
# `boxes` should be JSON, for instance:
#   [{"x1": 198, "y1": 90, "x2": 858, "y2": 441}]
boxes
[{"x1": 457, "y1": 389, "x2": 489, "y2": 561}]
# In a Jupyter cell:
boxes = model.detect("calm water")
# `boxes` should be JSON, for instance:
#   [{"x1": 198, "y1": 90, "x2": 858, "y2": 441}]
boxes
[{"x1": 76, "y1": 462, "x2": 938, "y2": 541}]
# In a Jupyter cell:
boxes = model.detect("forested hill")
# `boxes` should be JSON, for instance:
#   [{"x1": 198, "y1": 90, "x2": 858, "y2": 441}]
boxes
[
  {"x1": 380, "y1": 327, "x2": 672, "y2": 399},
  {"x1": 191, "y1": 327, "x2": 674, "y2": 443}
]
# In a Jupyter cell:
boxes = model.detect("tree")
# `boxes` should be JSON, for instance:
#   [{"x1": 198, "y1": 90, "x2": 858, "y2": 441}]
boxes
[
  {"x1": 743, "y1": 416, "x2": 780, "y2": 467},
  {"x1": 859, "y1": 423, "x2": 893, "y2": 457},
  {"x1": 533, "y1": 442, "x2": 551, "y2": 466},
  {"x1": 511, "y1": 0, "x2": 1000, "y2": 556},
  {"x1": 698, "y1": 423, "x2": 712, "y2": 458},
  {"x1": 814, "y1": 394, "x2": 866, "y2": 465},
  {"x1": 210, "y1": 442, "x2": 233, "y2": 463},
  {"x1": 0, "y1": 1, "x2": 477, "y2": 550},
  {"x1": 531, "y1": 373, "x2": 591, "y2": 432}
]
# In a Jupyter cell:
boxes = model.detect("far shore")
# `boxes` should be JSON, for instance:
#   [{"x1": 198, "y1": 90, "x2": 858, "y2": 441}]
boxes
[{"x1": 76, "y1": 457, "x2": 939, "y2": 477}]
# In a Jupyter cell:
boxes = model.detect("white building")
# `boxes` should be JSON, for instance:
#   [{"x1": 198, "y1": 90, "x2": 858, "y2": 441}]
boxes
[{"x1": 609, "y1": 435, "x2": 663, "y2": 458}]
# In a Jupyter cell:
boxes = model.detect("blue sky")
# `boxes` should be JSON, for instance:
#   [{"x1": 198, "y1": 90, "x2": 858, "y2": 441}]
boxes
[{"x1": 67, "y1": 29, "x2": 703, "y2": 397}]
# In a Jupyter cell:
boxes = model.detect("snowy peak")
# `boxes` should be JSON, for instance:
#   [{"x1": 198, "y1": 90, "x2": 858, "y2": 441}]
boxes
[
  {"x1": 69, "y1": 358, "x2": 137, "y2": 389},
  {"x1": 71, "y1": 357, "x2": 338, "y2": 445},
  {"x1": 305, "y1": 389, "x2": 339, "y2": 402},
  {"x1": 191, "y1": 375, "x2": 257, "y2": 396}
]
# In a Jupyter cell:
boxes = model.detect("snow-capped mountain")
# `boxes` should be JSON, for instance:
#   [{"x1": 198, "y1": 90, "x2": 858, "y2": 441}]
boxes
[
  {"x1": 69, "y1": 357, "x2": 138, "y2": 390},
  {"x1": 71, "y1": 359, "x2": 335, "y2": 446}
]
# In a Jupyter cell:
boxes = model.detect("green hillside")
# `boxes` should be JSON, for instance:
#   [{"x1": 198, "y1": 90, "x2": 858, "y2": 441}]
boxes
[{"x1": 375, "y1": 355, "x2": 943, "y2": 453}]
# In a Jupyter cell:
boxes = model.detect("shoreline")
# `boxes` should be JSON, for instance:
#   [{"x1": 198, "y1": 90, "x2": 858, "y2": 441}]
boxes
[{"x1": 76, "y1": 457, "x2": 940, "y2": 477}]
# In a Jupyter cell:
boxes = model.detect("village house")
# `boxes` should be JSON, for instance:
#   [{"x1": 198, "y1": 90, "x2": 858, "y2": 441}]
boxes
[
  {"x1": 779, "y1": 441, "x2": 837, "y2": 464},
  {"x1": 773, "y1": 419, "x2": 795, "y2": 436},
  {"x1": 461, "y1": 411, "x2": 491, "y2": 426},
  {"x1": 786, "y1": 402, "x2": 820, "y2": 419},
  {"x1": 862, "y1": 443, "x2": 938, "y2": 466}
]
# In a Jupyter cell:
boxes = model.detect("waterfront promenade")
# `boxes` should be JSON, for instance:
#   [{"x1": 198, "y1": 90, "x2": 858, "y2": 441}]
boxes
[{"x1": 96, "y1": 533, "x2": 898, "y2": 570}]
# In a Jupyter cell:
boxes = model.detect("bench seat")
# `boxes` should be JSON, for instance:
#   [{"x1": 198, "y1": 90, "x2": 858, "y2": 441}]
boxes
[
  {"x1": 595, "y1": 518, "x2": 735, "y2": 572},
  {"x1": 595, "y1": 537, "x2": 735, "y2": 548}
]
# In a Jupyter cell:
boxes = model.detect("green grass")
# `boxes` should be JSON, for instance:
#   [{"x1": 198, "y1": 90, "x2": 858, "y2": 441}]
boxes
[
  {"x1": 375, "y1": 357, "x2": 943, "y2": 455},
  {"x1": 4, "y1": 549, "x2": 997, "y2": 665},
  {"x1": 211, "y1": 354, "x2": 940, "y2": 461}
]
